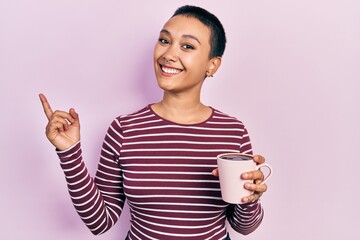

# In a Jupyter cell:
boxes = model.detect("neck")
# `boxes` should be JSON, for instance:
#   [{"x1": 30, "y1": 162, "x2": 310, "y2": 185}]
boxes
[
  {"x1": 162, "y1": 90, "x2": 202, "y2": 110},
  {"x1": 152, "y1": 91, "x2": 212, "y2": 124}
]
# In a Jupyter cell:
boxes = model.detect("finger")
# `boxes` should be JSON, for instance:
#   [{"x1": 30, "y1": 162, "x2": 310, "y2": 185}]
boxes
[
  {"x1": 48, "y1": 114, "x2": 72, "y2": 128},
  {"x1": 242, "y1": 192, "x2": 262, "y2": 203},
  {"x1": 253, "y1": 155, "x2": 265, "y2": 164},
  {"x1": 69, "y1": 108, "x2": 79, "y2": 123},
  {"x1": 52, "y1": 110, "x2": 75, "y2": 123},
  {"x1": 211, "y1": 168, "x2": 219, "y2": 177},
  {"x1": 244, "y1": 182, "x2": 267, "y2": 193},
  {"x1": 39, "y1": 93, "x2": 54, "y2": 120},
  {"x1": 46, "y1": 121, "x2": 66, "y2": 137},
  {"x1": 241, "y1": 170, "x2": 264, "y2": 181},
  {"x1": 47, "y1": 117, "x2": 70, "y2": 133}
]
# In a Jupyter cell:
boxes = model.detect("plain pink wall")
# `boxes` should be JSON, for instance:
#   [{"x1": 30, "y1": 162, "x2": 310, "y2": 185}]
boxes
[{"x1": 1, "y1": 0, "x2": 359, "y2": 239}]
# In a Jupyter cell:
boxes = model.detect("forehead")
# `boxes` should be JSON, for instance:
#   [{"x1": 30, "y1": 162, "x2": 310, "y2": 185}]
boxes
[{"x1": 161, "y1": 15, "x2": 211, "y2": 42}]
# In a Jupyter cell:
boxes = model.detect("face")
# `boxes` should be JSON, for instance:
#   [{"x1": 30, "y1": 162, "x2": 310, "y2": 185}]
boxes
[{"x1": 153, "y1": 15, "x2": 220, "y2": 94}]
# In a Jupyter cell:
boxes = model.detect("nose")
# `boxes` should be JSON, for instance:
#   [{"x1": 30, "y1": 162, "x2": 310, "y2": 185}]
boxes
[{"x1": 162, "y1": 44, "x2": 178, "y2": 63}]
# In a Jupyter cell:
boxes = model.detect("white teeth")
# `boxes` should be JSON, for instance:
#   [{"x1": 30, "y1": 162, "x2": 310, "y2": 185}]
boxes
[{"x1": 162, "y1": 66, "x2": 181, "y2": 74}]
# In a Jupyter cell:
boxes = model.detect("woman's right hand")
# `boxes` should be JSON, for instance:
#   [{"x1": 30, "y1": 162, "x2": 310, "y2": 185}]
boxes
[{"x1": 39, "y1": 93, "x2": 80, "y2": 151}]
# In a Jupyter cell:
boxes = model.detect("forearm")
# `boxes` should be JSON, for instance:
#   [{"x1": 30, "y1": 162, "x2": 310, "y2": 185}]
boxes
[
  {"x1": 57, "y1": 142, "x2": 124, "y2": 235},
  {"x1": 227, "y1": 201, "x2": 264, "y2": 235}
]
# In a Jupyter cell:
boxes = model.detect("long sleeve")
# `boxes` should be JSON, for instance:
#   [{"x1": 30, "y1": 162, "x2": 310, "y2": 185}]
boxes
[
  {"x1": 227, "y1": 201, "x2": 264, "y2": 235},
  {"x1": 56, "y1": 118, "x2": 125, "y2": 235},
  {"x1": 226, "y1": 126, "x2": 264, "y2": 235}
]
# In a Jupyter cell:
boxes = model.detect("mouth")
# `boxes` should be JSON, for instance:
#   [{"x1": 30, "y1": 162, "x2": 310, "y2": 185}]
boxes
[{"x1": 159, "y1": 64, "x2": 183, "y2": 76}]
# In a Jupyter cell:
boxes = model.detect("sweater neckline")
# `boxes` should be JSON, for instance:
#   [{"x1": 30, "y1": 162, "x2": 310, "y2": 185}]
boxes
[{"x1": 147, "y1": 104, "x2": 215, "y2": 126}]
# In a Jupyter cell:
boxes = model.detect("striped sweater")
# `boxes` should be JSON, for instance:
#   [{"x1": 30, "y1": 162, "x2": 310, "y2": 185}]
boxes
[{"x1": 57, "y1": 105, "x2": 264, "y2": 239}]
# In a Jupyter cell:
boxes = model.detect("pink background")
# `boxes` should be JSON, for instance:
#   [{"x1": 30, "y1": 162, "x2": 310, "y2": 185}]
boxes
[{"x1": 1, "y1": 0, "x2": 359, "y2": 239}]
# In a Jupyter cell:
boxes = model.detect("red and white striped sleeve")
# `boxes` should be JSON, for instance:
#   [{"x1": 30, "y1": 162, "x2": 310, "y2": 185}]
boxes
[
  {"x1": 226, "y1": 126, "x2": 264, "y2": 235},
  {"x1": 227, "y1": 201, "x2": 264, "y2": 235},
  {"x1": 56, "y1": 118, "x2": 125, "y2": 235}
]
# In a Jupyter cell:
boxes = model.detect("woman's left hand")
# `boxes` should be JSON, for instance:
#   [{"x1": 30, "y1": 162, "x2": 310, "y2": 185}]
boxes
[
  {"x1": 212, "y1": 154, "x2": 268, "y2": 204},
  {"x1": 240, "y1": 155, "x2": 267, "y2": 203}
]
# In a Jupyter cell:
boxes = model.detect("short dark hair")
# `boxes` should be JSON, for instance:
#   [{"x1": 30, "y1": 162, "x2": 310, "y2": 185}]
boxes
[{"x1": 172, "y1": 5, "x2": 226, "y2": 59}]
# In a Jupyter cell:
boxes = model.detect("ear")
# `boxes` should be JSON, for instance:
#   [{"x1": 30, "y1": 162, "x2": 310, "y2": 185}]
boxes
[{"x1": 206, "y1": 57, "x2": 222, "y2": 77}]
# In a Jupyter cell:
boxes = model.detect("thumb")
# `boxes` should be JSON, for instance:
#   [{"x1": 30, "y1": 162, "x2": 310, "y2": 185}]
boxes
[
  {"x1": 69, "y1": 108, "x2": 79, "y2": 122},
  {"x1": 212, "y1": 168, "x2": 219, "y2": 177}
]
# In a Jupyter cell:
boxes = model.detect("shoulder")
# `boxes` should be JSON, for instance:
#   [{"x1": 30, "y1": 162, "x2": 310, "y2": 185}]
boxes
[
  {"x1": 210, "y1": 107, "x2": 246, "y2": 127},
  {"x1": 117, "y1": 105, "x2": 151, "y2": 120},
  {"x1": 109, "y1": 105, "x2": 155, "y2": 129}
]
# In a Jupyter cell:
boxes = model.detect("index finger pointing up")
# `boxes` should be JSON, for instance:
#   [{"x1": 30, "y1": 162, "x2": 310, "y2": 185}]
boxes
[{"x1": 39, "y1": 93, "x2": 54, "y2": 120}]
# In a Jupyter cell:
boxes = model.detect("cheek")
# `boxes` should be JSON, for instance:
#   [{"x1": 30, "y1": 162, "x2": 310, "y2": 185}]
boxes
[
  {"x1": 153, "y1": 44, "x2": 161, "y2": 61},
  {"x1": 153, "y1": 48, "x2": 158, "y2": 59},
  {"x1": 154, "y1": 43, "x2": 167, "y2": 59},
  {"x1": 183, "y1": 54, "x2": 208, "y2": 72},
  {"x1": 181, "y1": 54, "x2": 196, "y2": 66},
  {"x1": 153, "y1": 47, "x2": 161, "y2": 74}
]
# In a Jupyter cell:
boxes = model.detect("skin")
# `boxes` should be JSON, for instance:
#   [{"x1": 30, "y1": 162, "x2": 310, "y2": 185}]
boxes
[
  {"x1": 39, "y1": 94, "x2": 80, "y2": 151},
  {"x1": 39, "y1": 14, "x2": 267, "y2": 204},
  {"x1": 151, "y1": 15, "x2": 221, "y2": 124}
]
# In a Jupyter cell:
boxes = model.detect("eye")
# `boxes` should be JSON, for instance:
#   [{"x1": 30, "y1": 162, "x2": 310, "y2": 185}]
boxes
[
  {"x1": 182, "y1": 44, "x2": 194, "y2": 50},
  {"x1": 158, "y1": 38, "x2": 169, "y2": 45}
]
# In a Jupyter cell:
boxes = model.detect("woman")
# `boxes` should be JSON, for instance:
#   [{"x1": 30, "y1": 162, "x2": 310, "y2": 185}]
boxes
[{"x1": 39, "y1": 5, "x2": 268, "y2": 240}]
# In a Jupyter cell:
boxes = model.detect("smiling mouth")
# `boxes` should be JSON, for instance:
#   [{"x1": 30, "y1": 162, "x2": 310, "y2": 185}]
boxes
[{"x1": 160, "y1": 65, "x2": 183, "y2": 75}]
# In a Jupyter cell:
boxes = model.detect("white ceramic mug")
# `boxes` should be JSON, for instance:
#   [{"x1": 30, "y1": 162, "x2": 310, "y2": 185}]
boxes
[{"x1": 217, "y1": 153, "x2": 272, "y2": 204}]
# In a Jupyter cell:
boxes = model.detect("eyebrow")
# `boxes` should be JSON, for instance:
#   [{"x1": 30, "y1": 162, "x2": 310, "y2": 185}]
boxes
[{"x1": 160, "y1": 29, "x2": 201, "y2": 45}]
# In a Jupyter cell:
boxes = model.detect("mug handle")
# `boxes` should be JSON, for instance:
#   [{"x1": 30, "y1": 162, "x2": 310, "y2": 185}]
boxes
[{"x1": 255, "y1": 163, "x2": 273, "y2": 185}]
